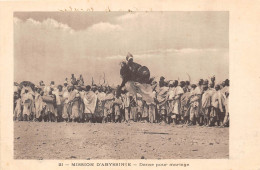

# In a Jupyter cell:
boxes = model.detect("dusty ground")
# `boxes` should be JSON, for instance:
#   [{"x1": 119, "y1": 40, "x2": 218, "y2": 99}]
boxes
[{"x1": 14, "y1": 121, "x2": 229, "y2": 159}]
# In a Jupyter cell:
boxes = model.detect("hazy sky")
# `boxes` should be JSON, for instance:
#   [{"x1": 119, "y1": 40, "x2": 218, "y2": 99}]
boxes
[{"x1": 14, "y1": 12, "x2": 229, "y2": 86}]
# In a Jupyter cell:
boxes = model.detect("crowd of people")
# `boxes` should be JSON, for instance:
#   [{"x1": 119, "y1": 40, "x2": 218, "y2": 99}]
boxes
[{"x1": 13, "y1": 73, "x2": 229, "y2": 127}]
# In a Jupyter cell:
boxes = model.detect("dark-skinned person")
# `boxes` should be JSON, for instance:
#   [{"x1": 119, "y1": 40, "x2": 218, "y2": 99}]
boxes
[
  {"x1": 129, "y1": 93, "x2": 138, "y2": 122},
  {"x1": 201, "y1": 81, "x2": 214, "y2": 126},
  {"x1": 171, "y1": 80, "x2": 184, "y2": 125},
  {"x1": 34, "y1": 88, "x2": 46, "y2": 122},
  {"x1": 78, "y1": 74, "x2": 84, "y2": 86},
  {"x1": 167, "y1": 80, "x2": 175, "y2": 124},
  {"x1": 70, "y1": 74, "x2": 77, "y2": 86},
  {"x1": 67, "y1": 86, "x2": 80, "y2": 122},
  {"x1": 21, "y1": 88, "x2": 34, "y2": 121},
  {"x1": 183, "y1": 81, "x2": 191, "y2": 93},
  {"x1": 44, "y1": 89, "x2": 56, "y2": 122},
  {"x1": 176, "y1": 81, "x2": 185, "y2": 123},
  {"x1": 96, "y1": 87, "x2": 106, "y2": 123},
  {"x1": 193, "y1": 79, "x2": 204, "y2": 125},
  {"x1": 82, "y1": 85, "x2": 97, "y2": 123},
  {"x1": 211, "y1": 84, "x2": 226, "y2": 126},
  {"x1": 223, "y1": 87, "x2": 229, "y2": 127},
  {"x1": 103, "y1": 87, "x2": 114, "y2": 123},
  {"x1": 121, "y1": 89, "x2": 130, "y2": 123},
  {"x1": 13, "y1": 91, "x2": 22, "y2": 121},
  {"x1": 180, "y1": 82, "x2": 192, "y2": 124},
  {"x1": 113, "y1": 89, "x2": 123, "y2": 123},
  {"x1": 62, "y1": 86, "x2": 71, "y2": 122},
  {"x1": 156, "y1": 76, "x2": 169, "y2": 124},
  {"x1": 53, "y1": 85, "x2": 64, "y2": 122},
  {"x1": 188, "y1": 84, "x2": 199, "y2": 125}
]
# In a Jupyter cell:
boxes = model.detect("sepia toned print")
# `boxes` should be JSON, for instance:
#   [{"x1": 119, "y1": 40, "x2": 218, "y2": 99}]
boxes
[{"x1": 13, "y1": 12, "x2": 229, "y2": 159}]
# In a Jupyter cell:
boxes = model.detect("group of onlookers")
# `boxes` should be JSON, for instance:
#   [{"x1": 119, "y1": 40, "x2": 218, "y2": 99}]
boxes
[{"x1": 13, "y1": 74, "x2": 229, "y2": 127}]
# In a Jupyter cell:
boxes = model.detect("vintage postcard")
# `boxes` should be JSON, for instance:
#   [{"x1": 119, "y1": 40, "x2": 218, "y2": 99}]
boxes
[{"x1": 0, "y1": 0, "x2": 260, "y2": 170}]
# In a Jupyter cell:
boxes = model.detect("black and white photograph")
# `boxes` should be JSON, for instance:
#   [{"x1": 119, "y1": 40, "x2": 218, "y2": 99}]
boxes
[{"x1": 13, "y1": 11, "x2": 229, "y2": 159}]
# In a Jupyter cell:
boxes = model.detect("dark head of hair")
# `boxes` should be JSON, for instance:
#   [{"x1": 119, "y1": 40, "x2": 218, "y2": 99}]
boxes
[
  {"x1": 37, "y1": 88, "x2": 41, "y2": 93},
  {"x1": 68, "y1": 86, "x2": 74, "y2": 92},
  {"x1": 222, "y1": 81, "x2": 226, "y2": 86},
  {"x1": 180, "y1": 81, "x2": 186, "y2": 88},
  {"x1": 85, "y1": 85, "x2": 91, "y2": 91},
  {"x1": 174, "y1": 80, "x2": 179, "y2": 87},
  {"x1": 185, "y1": 81, "x2": 190, "y2": 86},
  {"x1": 191, "y1": 84, "x2": 197, "y2": 89},
  {"x1": 199, "y1": 79, "x2": 204, "y2": 86},
  {"x1": 58, "y1": 85, "x2": 63, "y2": 90},
  {"x1": 215, "y1": 85, "x2": 220, "y2": 91},
  {"x1": 159, "y1": 80, "x2": 165, "y2": 87},
  {"x1": 225, "y1": 79, "x2": 229, "y2": 86},
  {"x1": 203, "y1": 84, "x2": 209, "y2": 91},
  {"x1": 160, "y1": 76, "x2": 165, "y2": 81}
]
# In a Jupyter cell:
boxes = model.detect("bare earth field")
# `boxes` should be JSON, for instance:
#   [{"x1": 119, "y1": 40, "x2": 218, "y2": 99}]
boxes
[{"x1": 14, "y1": 122, "x2": 229, "y2": 159}]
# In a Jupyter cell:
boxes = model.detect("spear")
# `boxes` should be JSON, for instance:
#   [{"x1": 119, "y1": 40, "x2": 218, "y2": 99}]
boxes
[
  {"x1": 103, "y1": 72, "x2": 106, "y2": 84},
  {"x1": 186, "y1": 73, "x2": 191, "y2": 82}
]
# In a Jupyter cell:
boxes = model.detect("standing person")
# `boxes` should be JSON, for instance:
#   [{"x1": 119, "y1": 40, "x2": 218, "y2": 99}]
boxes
[
  {"x1": 34, "y1": 88, "x2": 45, "y2": 122},
  {"x1": 184, "y1": 81, "x2": 191, "y2": 93},
  {"x1": 103, "y1": 88, "x2": 114, "y2": 123},
  {"x1": 14, "y1": 91, "x2": 22, "y2": 121},
  {"x1": 21, "y1": 89, "x2": 34, "y2": 121},
  {"x1": 53, "y1": 85, "x2": 64, "y2": 122},
  {"x1": 136, "y1": 93, "x2": 145, "y2": 122},
  {"x1": 147, "y1": 89, "x2": 157, "y2": 123},
  {"x1": 82, "y1": 85, "x2": 97, "y2": 123},
  {"x1": 62, "y1": 86, "x2": 70, "y2": 122},
  {"x1": 113, "y1": 91, "x2": 123, "y2": 123},
  {"x1": 193, "y1": 79, "x2": 204, "y2": 125},
  {"x1": 180, "y1": 86, "x2": 192, "y2": 124},
  {"x1": 70, "y1": 74, "x2": 77, "y2": 86},
  {"x1": 167, "y1": 81, "x2": 175, "y2": 124},
  {"x1": 211, "y1": 85, "x2": 226, "y2": 126},
  {"x1": 96, "y1": 87, "x2": 106, "y2": 123},
  {"x1": 142, "y1": 101, "x2": 149, "y2": 122},
  {"x1": 172, "y1": 81, "x2": 185, "y2": 124},
  {"x1": 201, "y1": 82, "x2": 215, "y2": 126},
  {"x1": 78, "y1": 75, "x2": 84, "y2": 86},
  {"x1": 129, "y1": 93, "x2": 137, "y2": 122},
  {"x1": 189, "y1": 84, "x2": 199, "y2": 125},
  {"x1": 156, "y1": 76, "x2": 169, "y2": 124},
  {"x1": 44, "y1": 89, "x2": 56, "y2": 122},
  {"x1": 223, "y1": 84, "x2": 229, "y2": 127},
  {"x1": 68, "y1": 86, "x2": 80, "y2": 122},
  {"x1": 223, "y1": 79, "x2": 229, "y2": 126},
  {"x1": 122, "y1": 90, "x2": 130, "y2": 123},
  {"x1": 77, "y1": 86, "x2": 85, "y2": 123}
]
